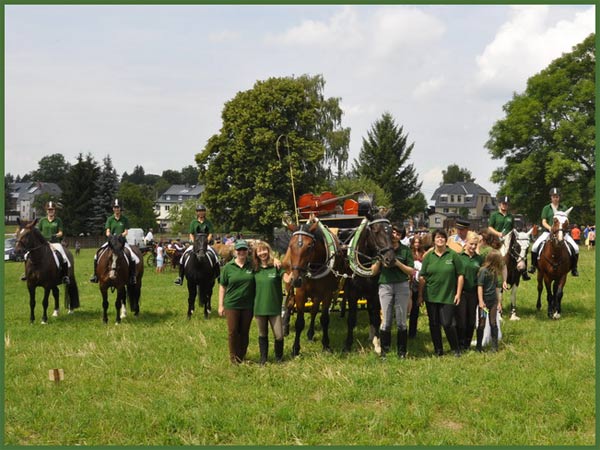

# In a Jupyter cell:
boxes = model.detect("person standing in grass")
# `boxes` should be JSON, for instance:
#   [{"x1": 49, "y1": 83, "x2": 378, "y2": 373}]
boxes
[
  {"x1": 155, "y1": 241, "x2": 164, "y2": 274},
  {"x1": 408, "y1": 234, "x2": 426, "y2": 339},
  {"x1": 456, "y1": 233, "x2": 483, "y2": 350},
  {"x1": 218, "y1": 239, "x2": 255, "y2": 364},
  {"x1": 252, "y1": 241, "x2": 288, "y2": 365},
  {"x1": 476, "y1": 249, "x2": 504, "y2": 352},
  {"x1": 371, "y1": 224, "x2": 415, "y2": 359},
  {"x1": 418, "y1": 228, "x2": 464, "y2": 357}
]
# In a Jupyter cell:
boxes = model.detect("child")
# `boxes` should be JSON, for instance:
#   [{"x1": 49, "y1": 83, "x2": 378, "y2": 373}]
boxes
[{"x1": 476, "y1": 249, "x2": 504, "y2": 352}]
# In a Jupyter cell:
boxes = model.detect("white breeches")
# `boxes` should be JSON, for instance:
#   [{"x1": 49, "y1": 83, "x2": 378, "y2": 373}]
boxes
[
  {"x1": 532, "y1": 231, "x2": 579, "y2": 254},
  {"x1": 50, "y1": 243, "x2": 71, "y2": 267}
]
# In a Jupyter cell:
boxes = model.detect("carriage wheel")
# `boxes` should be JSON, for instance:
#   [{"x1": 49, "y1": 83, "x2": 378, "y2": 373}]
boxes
[{"x1": 146, "y1": 254, "x2": 156, "y2": 267}]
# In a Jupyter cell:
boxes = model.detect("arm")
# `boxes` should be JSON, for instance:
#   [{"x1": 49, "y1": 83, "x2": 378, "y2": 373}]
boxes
[
  {"x1": 488, "y1": 226, "x2": 502, "y2": 239},
  {"x1": 477, "y1": 285, "x2": 485, "y2": 309},
  {"x1": 542, "y1": 218, "x2": 552, "y2": 232},
  {"x1": 454, "y1": 274, "x2": 464, "y2": 305},
  {"x1": 218, "y1": 284, "x2": 226, "y2": 317},
  {"x1": 496, "y1": 288, "x2": 502, "y2": 313},
  {"x1": 371, "y1": 260, "x2": 381, "y2": 276},
  {"x1": 417, "y1": 276, "x2": 426, "y2": 306}
]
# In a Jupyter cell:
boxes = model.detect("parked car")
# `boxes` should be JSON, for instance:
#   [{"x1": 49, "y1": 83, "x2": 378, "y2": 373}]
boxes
[{"x1": 5, "y1": 237, "x2": 23, "y2": 262}]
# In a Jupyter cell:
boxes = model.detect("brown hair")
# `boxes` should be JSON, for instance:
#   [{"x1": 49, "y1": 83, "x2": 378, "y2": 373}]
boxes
[
  {"x1": 252, "y1": 241, "x2": 274, "y2": 270},
  {"x1": 481, "y1": 249, "x2": 504, "y2": 280}
]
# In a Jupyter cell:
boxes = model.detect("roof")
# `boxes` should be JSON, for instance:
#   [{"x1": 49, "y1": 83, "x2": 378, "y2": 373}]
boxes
[
  {"x1": 10, "y1": 182, "x2": 62, "y2": 201},
  {"x1": 431, "y1": 182, "x2": 491, "y2": 208},
  {"x1": 157, "y1": 184, "x2": 204, "y2": 202}
]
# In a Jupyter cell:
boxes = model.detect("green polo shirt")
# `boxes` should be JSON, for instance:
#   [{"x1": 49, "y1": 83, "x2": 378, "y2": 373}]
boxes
[
  {"x1": 220, "y1": 259, "x2": 255, "y2": 310},
  {"x1": 541, "y1": 203, "x2": 566, "y2": 226},
  {"x1": 254, "y1": 266, "x2": 284, "y2": 316},
  {"x1": 378, "y1": 244, "x2": 414, "y2": 284},
  {"x1": 105, "y1": 215, "x2": 129, "y2": 235},
  {"x1": 477, "y1": 267, "x2": 499, "y2": 303},
  {"x1": 38, "y1": 217, "x2": 63, "y2": 243},
  {"x1": 459, "y1": 251, "x2": 483, "y2": 293},
  {"x1": 189, "y1": 219, "x2": 214, "y2": 235},
  {"x1": 420, "y1": 248, "x2": 464, "y2": 304},
  {"x1": 488, "y1": 211, "x2": 514, "y2": 235}
]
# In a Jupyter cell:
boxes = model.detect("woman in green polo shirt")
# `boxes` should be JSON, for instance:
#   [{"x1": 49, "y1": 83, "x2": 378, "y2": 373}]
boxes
[
  {"x1": 252, "y1": 241, "x2": 289, "y2": 365},
  {"x1": 418, "y1": 229, "x2": 465, "y2": 357},
  {"x1": 218, "y1": 239, "x2": 255, "y2": 364},
  {"x1": 456, "y1": 233, "x2": 483, "y2": 351}
]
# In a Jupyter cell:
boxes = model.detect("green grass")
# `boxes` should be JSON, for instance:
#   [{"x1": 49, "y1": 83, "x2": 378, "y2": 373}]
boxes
[{"x1": 2, "y1": 248, "x2": 596, "y2": 445}]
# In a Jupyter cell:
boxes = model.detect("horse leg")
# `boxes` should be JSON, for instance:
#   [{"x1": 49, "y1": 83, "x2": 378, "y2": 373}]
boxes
[
  {"x1": 41, "y1": 288, "x2": 51, "y2": 324},
  {"x1": 509, "y1": 285, "x2": 520, "y2": 320},
  {"x1": 536, "y1": 272, "x2": 543, "y2": 311},
  {"x1": 186, "y1": 281, "x2": 195, "y2": 319},
  {"x1": 116, "y1": 288, "x2": 126, "y2": 324},
  {"x1": 28, "y1": 285, "x2": 36, "y2": 324},
  {"x1": 292, "y1": 312, "x2": 305, "y2": 357},
  {"x1": 307, "y1": 302, "x2": 318, "y2": 341},
  {"x1": 545, "y1": 278, "x2": 554, "y2": 319},
  {"x1": 344, "y1": 295, "x2": 357, "y2": 353},
  {"x1": 368, "y1": 291, "x2": 382, "y2": 353},
  {"x1": 282, "y1": 307, "x2": 291, "y2": 337},
  {"x1": 555, "y1": 276, "x2": 567, "y2": 319},
  {"x1": 101, "y1": 288, "x2": 109, "y2": 324},
  {"x1": 52, "y1": 286, "x2": 60, "y2": 317},
  {"x1": 320, "y1": 303, "x2": 331, "y2": 352}
]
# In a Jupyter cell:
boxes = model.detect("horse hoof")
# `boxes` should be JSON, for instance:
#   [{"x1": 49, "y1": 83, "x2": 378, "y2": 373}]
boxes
[
  {"x1": 372, "y1": 336, "x2": 382, "y2": 355},
  {"x1": 553, "y1": 312, "x2": 561, "y2": 320},
  {"x1": 68, "y1": 309, "x2": 73, "y2": 315},
  {"x1": 41, "y1": 321, "x2": 48, "y2": 325},
  {"x1": 52, "y1": 310, "x2": 59, "y2": 317},
  {"x1": 510, "y1": 313, "x2": 520, "y2": 321}
]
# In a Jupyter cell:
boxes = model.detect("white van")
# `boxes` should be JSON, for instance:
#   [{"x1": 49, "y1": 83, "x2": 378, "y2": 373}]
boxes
[{"x1": 126, "y1": 228, "x2": 146, "y2": 248}]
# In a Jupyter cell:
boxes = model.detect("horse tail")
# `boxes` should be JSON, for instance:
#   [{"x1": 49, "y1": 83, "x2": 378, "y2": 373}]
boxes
[{"x1": 65, "y1": 277, "x2": 80, "y2": 310}]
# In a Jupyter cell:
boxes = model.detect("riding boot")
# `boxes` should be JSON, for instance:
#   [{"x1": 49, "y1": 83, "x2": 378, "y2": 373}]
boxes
[
  {"x1": 490, "y1": 325, "x2": 499, "y2": 352},
  {"x1": 380, "y1": 329, "x2": 392, "y2": 358},
  {"x1": 61, "y1": 261, "x2": 70, "y2": 285},
  {"x1": 129, "y1": 259, "x2": 137, "y2": 285},
  {"x1": 258, "y1": 336, "x2": 269, "y2": 366},
  {"x1": 397, "y1": 328, "x2": 408, "y2": 359},
  {"x1": 571, "y1": 253, "x2": 579, "y2": 277},
  {"x1": 521, "y1": 269, "x2": 531, "y2": 281},
  {"x1": 174, "y1": 254, "x2": 185, "y2": 285},
  {"x1": 89, "y1": 258, "x2": 99, "y2": 283},
  {"x1": 274, "y1": 339, "x2": 284, "y2": 362},
  {"x1": 476, "y1": 327, "x2": 484, "y2": 352},
  {"x1": 528, "y1": 251, "x2": 537, "y2": 274}
]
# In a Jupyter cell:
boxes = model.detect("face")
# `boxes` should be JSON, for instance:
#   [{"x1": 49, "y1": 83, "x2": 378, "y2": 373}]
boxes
[
  {"x1": 197, "y1": 210, "x2": 206, "y2": 219},
  {"x1": 47, "y1": 208, "x2": 55, "y2": 218},
  {"x1": 113, "y1": 206, "x2": 121, "y2": 215},
  {"x1": 551, "y1": 194, "x2": 560, "y2": 203},
  {"x1": 413, "y1": 238, "x2": 421, "y2": 249},
  {"x1": 236, "y1": 247, "x2": 248, "y2": 258},
  {"x1": 256, "y1": 246, "x2": 269, "y2": 261},
  {"x1": 458, "y1": 227, "x2": 468, "y2": 238},
  {"x1": 500, "y1": 201, "x2": 508, "y2": 212},
  {"x1": 434, "y1": 233, "x2": 447, "y2": 247},
  {"x1": 466, "y1": 238, "x2": 478, "y2": 254},
  {"x1": 391, "y1": 228, "x2": 401, "y2": 242}
]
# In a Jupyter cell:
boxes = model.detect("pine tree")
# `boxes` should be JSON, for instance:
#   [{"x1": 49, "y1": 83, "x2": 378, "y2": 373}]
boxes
[
  {"x1": 89, "y1": 156, "x2": 120, "y2": 235},
  {"x1": 61, "y1": 153, "x2": 100, "y2": 236}
]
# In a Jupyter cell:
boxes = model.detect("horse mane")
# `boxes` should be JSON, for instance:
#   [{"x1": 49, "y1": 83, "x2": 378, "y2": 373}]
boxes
[{"x1": 19, "y1": 220, "x2": 48, "y2": 246}]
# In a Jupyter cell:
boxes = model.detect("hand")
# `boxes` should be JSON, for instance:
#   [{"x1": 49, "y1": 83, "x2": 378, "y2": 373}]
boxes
[
  {"x1": 479, "y1": 302, "x2": 486, "y2": 310},
  {"x1": 498, "y1": 303, "x2": 503, "y2": 314},
  {"x1": 417, "y1": 295, "x2": 423, "y2": 307},
  {"x1": 502, "y1": 281, "x2": 509, "y2": 291},
  {"x1": 273, "y1": 258, "x2": 282, "y2": 269},
  {"x1": 218, "y1": 305, "x2": 225, "y2": 317},
  {"x1": 454, "y1": 294, "x2": 461, "y2": 305}
]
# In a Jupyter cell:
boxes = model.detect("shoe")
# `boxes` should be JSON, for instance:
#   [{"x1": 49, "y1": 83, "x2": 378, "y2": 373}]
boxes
[
  {"x1": 20, "y1": 273, "x2": 26, "y2": 281},
  {"x1": 571, "y1": 268, "x2": 579, "y2": 277},
  {"x1": 521, "y1": 271, "x2": 531, "y2": 281},
  {"x1": 174, "y1": 277, "x2": 183, "y2": 285},
  {"x1": 528, "y1": 266, "x2": 536, "y2": 274},
  {"x1": 129, "y1": 277, "x2": 136, "y2": 285},
  {"x1": 89, "y1": 275, "x2": 98, "y2": 283}
]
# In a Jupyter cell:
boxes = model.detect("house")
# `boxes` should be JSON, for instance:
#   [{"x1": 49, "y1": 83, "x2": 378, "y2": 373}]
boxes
[
  {"x1": 429, "y1": 182, "x2": 495, "y2": 229},
  {"x1": 154, "y1": 184, "x2": 204, "y2": 232},
  {"x1": 6, "y1": 182, "x2": 62, "y2": 222}
]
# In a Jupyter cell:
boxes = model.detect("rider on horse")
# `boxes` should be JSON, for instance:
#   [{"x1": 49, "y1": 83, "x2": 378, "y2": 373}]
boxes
[
  {"x1": 174, "y1": 204, "x2": 220, "y2": 285},
  {"x1": 487, "y1": 195, "x2": 530, "y2": 280},
  {"x1": 21, "y1": 201, "x2": 71, "y2": 284},
  {"x1": 89, "y1": 199, "x2": 139, "y2": 284},
  {"x1": 529, "y1": 187, "x2": 579, "y2": 277}
]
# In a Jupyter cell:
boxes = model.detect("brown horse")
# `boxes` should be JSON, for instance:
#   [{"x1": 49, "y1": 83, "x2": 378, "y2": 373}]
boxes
[
  {"x1": 282, "y1": 216, "x2": 346, "y2": 356},
  {"x1": 15, "y1": 218, "x2": 80, "y2": 324},
  {"x1": 96, "y1": 235, "x2": 144, "y2": 324},
  {"x1": 536, "y1": 210, "x2": 572, "y2": 319}
]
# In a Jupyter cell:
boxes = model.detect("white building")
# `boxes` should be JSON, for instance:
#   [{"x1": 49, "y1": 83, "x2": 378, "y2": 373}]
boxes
[{"x1": 154, "y1": 184, "x2": 204, "y2": 232}]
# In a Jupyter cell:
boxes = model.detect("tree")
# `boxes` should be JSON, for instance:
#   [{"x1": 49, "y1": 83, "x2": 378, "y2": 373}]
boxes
[
  {"x1": 196, "y1": 74, "x2": 350, "y2": 237},
  {"x1": 117, "y1": 182, "x2": 157, "y2": 231},
  {"x1": 61, "y1": 153, "x2": 100, "y2": 236},
  {"x1": 122, "y1": 165, "x2": 146, "y2": 185},
  {"x1": 167, "y1": 199, "x2": 197, "y2": 236},
  {"x1": 352, "y1": 112, "x2": 425, "y2": 222},
  {"x1": 181, "y1": 165, "x2": 200, "y2": 186},
  {"x1": 29, "y1": 154, "x2": 71, "y2": 189},
  {"x1": 89, "y1": 156, "x2": 120, "y2": 234},
  {"x1": 441, "y1": 164, "x2": 475, "y2": 184},
  {"x1": 486, "y1": 34, "x2": 595, "y2": 225},
  {"x1": 161, "y1": 169, "x2": 182, "y2": 185}
]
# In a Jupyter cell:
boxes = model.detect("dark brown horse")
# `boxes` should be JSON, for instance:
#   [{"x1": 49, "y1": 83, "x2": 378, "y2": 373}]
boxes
[
  {"x1": 15, "y1": 218, "x2": 80, "y2": 324},
  {"x1": 343, "y1": 214, "x2": 396, "y2": 352},
  {"x1": 96, "y1": 235, "x2": 144, "y2": 324},
  {"x1": 282, "y1": 216, "x2": 346, "y2": 356},
  {"x1": 183, "y1": 233, "x2": 217, "y2": 319},
  {"x1": 537, "y1": 210, "x2": 572, "y2": 319}
]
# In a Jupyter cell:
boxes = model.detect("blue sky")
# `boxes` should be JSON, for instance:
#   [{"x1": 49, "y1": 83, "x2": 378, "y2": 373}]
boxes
[{"x1": 5, "y1": 4, "x2": 595, "y2": 200}]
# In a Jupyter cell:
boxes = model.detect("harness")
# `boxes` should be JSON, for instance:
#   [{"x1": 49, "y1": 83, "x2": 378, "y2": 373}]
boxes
[
  {"x1": 290, "y1": 219, "x2": 339, "y2": 280},
  {"x1": 347, "y1": 218, "x2": 393, "y2": 277}
]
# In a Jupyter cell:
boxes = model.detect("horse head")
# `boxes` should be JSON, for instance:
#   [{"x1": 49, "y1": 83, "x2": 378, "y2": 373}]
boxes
[
  {"x1": 363, "y1": 213, "x2": 395, "y2": 268},
  {"x1": 286, "y1": 218, "x2": 320, "y2": 288},
  {"x1": 552, "y1": 209, "x2": 572, "y2": 242},
  {"x1": 193, "y1": 233, "x2": 209, "y2": 260},
  {"x1": 107, "y1": 234, "x2": 126, "y2": 257},
  {"x1": 15, "y1": 218, "x2": 44, "y2": 255}
]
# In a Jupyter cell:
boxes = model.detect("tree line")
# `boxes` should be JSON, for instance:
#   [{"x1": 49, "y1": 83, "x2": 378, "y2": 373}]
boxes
[{"x1": 7, "y1": 34, "x2": 595, "y2": 236}]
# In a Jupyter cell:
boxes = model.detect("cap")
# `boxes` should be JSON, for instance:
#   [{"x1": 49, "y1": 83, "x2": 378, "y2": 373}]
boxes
[
  {"x1": 549, "y1": 187, "x2": 561, "y2": 196},
  {"x1": 455, "y1": 219, "x2": 471, "y2": 229},
  {"x1": 196, "y1": 204, "x2": 207, "y2": 211},
  {"x1": 234, "y1": 239, "x2": 249, "y2": 250},
  {"x1": 112, "y1": 199, "x2": 122, "y2": 208},
  {"x1": 498, "y1": 195, "x2": 510, "y2": 204}
]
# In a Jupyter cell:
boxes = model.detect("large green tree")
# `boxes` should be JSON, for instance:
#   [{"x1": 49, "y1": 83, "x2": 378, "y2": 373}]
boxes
[
  {"x1": 352, "y1": 112, "x2": 425, "y2": 222},
  {"x1": 29, "y1": 153, "x2": 71, "y2": 189},
  {"x1": 486, "y1": 34, "x2": 595, "y2": 225},
  {"x1": 117, "y1": 182, "x2": 157, "y2": 231},
  {"x1": 89, "y1": 156, "x2": 120, "y2": 234},
  {"x1": 61, "y1": 153, "x2": 100, "y2": 236},
  {"x1": 196, "y1": 74, "x2": 350, "y2": 236},
  {"x1": 441, "y1": 164, "x2": 475, "y2": 184}
]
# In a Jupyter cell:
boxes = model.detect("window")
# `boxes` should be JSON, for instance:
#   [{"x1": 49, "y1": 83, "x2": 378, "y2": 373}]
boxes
[
  {"x1": 166, "y1": 195, "x2": 171, "y2": 201},
  {"x1": 443, "y1": 208, "x2": 449, "y2": 213},
  {"x1": 450, "y1": 195, "x2": 455, "y2": 202},
  {"x1": 439, "y1": 194, "x2": 448, "y2": 202},
  {"x1": 165, "y1": 205, "x2": 170, "y2": 212},
  {"x1": 435, "y1": 217, "x2": 441, "y2": 224}
]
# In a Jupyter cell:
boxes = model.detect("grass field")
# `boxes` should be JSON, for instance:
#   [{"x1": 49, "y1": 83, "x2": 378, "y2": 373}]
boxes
[{"x1": 2, "y1": 248, "x2": 596, "y2": 445}]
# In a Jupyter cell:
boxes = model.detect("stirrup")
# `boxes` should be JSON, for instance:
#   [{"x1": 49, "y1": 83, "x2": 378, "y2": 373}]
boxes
[
  {"x1": 20, "y1": 274, "x2": 26, "y2": 281},
  {"x1": 63, "y1": 276, "x2": 70, "y2": 285},
  {"x1": 571, "y1": 268, "x2": 579, "y2": 277},
  {"x1": 174, "y1": 277, "x2": 183, "y2": 285}
]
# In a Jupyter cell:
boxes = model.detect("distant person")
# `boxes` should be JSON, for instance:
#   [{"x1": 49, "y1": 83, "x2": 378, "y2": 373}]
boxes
[
  {"x1": 408, "y1": 234, "x2": 426, "y2": 339},
  {"x1": 587, "y1": 226, "x2": 596, "y2": 250},
  {"x1": 448, "y1": 219, "x2": 470, "y2": 252},
  {"x1": 456, "y1": 233, "x2": 483, "y2": 350},
  {"x1": 571, "y1": 224, "x2": 581, "y2": 245},
  {"x1": 155, "y1": 241, "x2": 164, "y2": 274},
  {"x1": 144, "y1": 228, "x2": 154, "y2": 247},
  {"x1": 75, "y1": 240, "x2": 81, "y2": 256}
]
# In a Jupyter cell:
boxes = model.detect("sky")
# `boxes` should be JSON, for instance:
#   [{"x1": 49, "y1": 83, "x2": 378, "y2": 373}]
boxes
[{"x1": 4, "y1": 3, "x2": 595, "y2": 202}]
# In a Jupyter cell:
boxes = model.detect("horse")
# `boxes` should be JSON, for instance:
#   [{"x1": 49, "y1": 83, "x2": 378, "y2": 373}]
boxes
[
  {"x1": 503, "y1": 227, "x2": 534, "y2": 320},
  {"x1": 536, "y1": 209, "x2": 573, "y2": 319},
  {"x1": 282, "y1": 216, "x2": 346, "y2": 356},
  {"x1": 183, "y1": 233, "x2": 217, "y2": 319},
  {"x1": 96, "y1": 234, "x2": 144, "y2": 324},
  {"x1": 342, "y1": 213, "x2": 396, "y2": 353},
  {"x1": 14, "y1": 218, "x2": 80, "y2": 324}
]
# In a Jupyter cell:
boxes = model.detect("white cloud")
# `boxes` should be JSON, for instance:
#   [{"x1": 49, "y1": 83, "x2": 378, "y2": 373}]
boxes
[
  {"x1": 208, "y1": 30, "x2": 240, "y2": 43},
  {"x1": 413, "y1": 76, "x2": 445, "y2": 99},
  {"x1": 475, "y1": 5, "x2": 595, "y2": 94}
]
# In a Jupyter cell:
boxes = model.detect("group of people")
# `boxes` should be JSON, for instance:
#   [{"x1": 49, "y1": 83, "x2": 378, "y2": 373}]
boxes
[{"x1": 20, "y1": 185, "x2": 582, "y2": 364}]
